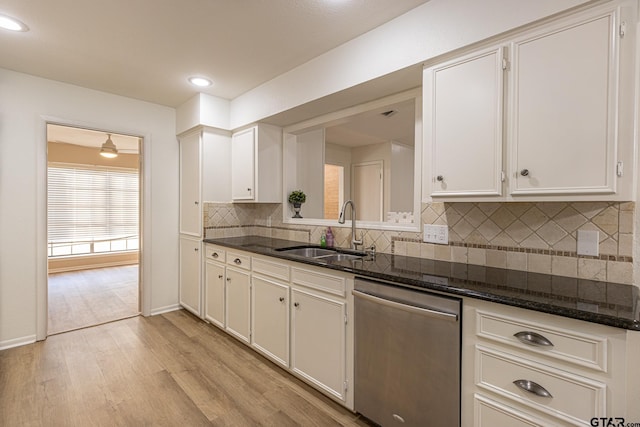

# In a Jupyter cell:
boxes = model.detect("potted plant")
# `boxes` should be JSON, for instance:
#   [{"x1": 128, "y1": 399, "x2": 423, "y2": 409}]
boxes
[{"x1": 288, "y1": 190, "x2": 306, "y2": 218}]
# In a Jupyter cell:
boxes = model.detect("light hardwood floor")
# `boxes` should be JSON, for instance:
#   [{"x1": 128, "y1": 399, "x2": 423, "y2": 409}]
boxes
[
  {"x1": 0, "y1": 310, "x2": 372, "y2": 426},
  {"x1": 48, "y1": 265, "x2": 139, "y2": 335}
]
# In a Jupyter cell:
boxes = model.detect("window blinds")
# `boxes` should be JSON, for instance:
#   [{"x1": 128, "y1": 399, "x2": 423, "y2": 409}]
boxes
[{"x1": 47, "y1": 165, "x2": 139, "y2": 244}]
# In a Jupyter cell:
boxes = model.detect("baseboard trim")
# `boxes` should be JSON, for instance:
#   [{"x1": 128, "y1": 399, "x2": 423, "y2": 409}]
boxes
[
  {"x1": 0, "y1": 335, "x2": 36, "y2": 350},
  {"x1": 150, "y1": 304, "x2": 181, "y2": 316},
  {"x1": 48, "y1": 260, "x2": 138, "y2": 274}
]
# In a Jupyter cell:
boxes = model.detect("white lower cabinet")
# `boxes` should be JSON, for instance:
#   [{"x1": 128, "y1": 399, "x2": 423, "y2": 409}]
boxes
[
  {"x1": 179, "y1": 236, "x2": 201, "y2": 316},
  {"x1": 202, "y1": 244, "x2": 354, "y2": 409},
  {"x1": 462, "y1": 297, "x2": 637, "y2": 427},
  {"x1": 291, "y1": 287, "x2": 347, "y2": 402},
  {"x1": 225, "y1": 266, "x2": 251, "y2": 343},
  {"x1": 204, "y1": 260, "x2": 225, "y2": 328},
  {"x1": 251, "y1": 274, "x2": 289, "y2": 367}
]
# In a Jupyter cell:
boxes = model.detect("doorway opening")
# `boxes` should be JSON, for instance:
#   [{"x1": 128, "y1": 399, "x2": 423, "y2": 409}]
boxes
[{"x1": 46, "y1": 124, "x2": 142, "y2": 335}]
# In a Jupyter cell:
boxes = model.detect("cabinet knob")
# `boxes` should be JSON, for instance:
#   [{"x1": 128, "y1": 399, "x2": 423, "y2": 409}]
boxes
[
  {"x1": 279, "y1": 297, "x2": 285, "y2": 302},
  {"x1": 194, "y1": 201, "x2": 199, "y2": 205},
  {"x1": 218, "y1": 274, "x2": 223, "y2": 279},
  {"x1": 520, "y1": 169, "x2": 530, "y2": 177},
  {"x1": 513, "y1": 331, "x2": 554, "y2": 347},
  {"x1": 194, "y1": 247, "x2": 199, "y2": 252},
  {"x1": 234, "y1": 258, "x2": 242, "y2": 265},
  {"x1": 513, "y1": 379, "x2": 552, "y2": 398},
  {"x1": 436, "y1": 175, "x2": 444, "y2": 182},
  {"x1": 247, "y1": 188, "x2": 251, "y2": 192},
  {"x1": 226, "y1": 277, "x2": 231, "y2": 282},
  {"x1": 294, "y1": 302, "x2": 300, "y2": 308}
]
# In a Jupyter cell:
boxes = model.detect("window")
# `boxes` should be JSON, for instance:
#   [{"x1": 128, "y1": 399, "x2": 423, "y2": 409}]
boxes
[{"x1": 47, "y1": 164, "x2": 139, "y2": 257}]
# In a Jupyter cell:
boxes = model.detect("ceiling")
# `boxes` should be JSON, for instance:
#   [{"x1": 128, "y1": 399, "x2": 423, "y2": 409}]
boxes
[
  {"x1": 0, "y1": 0, "x2": 429, "y2": 108},
  {"x1": 47, "y1": 124, "x2": 141, "y2": 153},
  {"x1": 325, "y1": 99, "x2": 415, "y2": 148}
]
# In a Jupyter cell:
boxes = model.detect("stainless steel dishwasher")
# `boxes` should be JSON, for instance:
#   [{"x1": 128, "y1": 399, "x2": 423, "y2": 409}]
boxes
[{"x1": 353, "y1": 277, "x2": 461, "y2": 427}]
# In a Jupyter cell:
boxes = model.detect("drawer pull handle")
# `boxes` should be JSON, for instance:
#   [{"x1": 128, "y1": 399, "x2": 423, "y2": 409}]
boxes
[
  {"x1": 513, "y1": 379, "x2": 553, "y2": 398},
  {"x1": 218, "y1": 274, "x2": 223, "y2": 279},
  {"x1": 279, "y1": 297, "x2": 285, "y2": 302},
  {"x1": 234, "y1": 258, "x2": 242, "y2": 265},
  {"x1": 514, "y1": 331, "x2": 554, "y2": 348},
  {"x1": 212, "y1": 252, "x2": 219, "y2": 258}
]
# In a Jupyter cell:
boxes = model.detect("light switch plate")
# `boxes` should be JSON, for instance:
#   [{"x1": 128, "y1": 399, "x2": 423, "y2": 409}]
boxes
[
  {"x1": 577, "y1": 230, "x2": 599, "y2": 256},
  {"x1": 423, "y1": 224, "x2": 448, "y2": 245}
]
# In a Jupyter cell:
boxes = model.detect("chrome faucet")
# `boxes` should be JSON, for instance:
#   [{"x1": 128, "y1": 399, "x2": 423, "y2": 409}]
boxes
[{"x1": 338, "y1": 200, "x2": 363, "y2": 250}]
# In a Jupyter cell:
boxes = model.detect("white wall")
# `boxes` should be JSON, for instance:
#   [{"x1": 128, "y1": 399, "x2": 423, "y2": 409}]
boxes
[
  {"x1": 0, "y1": 68, "x2": 179, "y2": 348},
  {"x1": 229, "y1": 0, "x2": 592, "y2": 128},
  {"x1": 390, "y1": 142, "x2": 415, "y2": 213},
  {"x1": 296, "y1": 129, "x2": 325, "y2": 218}
]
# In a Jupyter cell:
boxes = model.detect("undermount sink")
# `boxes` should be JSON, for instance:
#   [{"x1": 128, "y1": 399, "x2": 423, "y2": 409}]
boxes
[
  {"x1": 315, "y1": 253, "x2": 363, "y2": 262},
  {"x1": 275, "y1": 246, "x2": 337, "y2": 257},
  {"x1": 275, "y1": 245, "x2": 365, "y2": 261}
]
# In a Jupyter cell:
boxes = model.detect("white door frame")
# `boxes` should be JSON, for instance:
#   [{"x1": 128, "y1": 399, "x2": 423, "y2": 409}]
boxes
[{"x1": 36, "y1": 116, "x2": 152, "y2": 340}]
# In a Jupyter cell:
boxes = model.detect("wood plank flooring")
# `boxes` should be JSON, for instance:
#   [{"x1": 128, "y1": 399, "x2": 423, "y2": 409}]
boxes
[
  {"x1": 0, "y1": 310, "x2": 372, "y2": 426},
  {"x1": 48, "y1": 265, "x2": 139, "y2": 335}
]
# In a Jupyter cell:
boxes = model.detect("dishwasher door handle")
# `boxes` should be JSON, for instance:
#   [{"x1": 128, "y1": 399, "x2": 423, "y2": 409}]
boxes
[{"x1": 352, "y1": 290, "x2": 458, "y2": 322}]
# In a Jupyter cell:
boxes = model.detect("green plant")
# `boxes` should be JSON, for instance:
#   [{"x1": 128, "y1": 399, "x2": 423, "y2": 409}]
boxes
[{"x1": 288, "y1": 190, "x2": 306, "y2": 204}]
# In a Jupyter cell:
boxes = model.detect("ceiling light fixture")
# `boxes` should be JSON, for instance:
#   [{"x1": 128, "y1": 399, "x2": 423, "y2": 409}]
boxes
[
  {"x1": 0, "y1": 14, "x2": 29, "y2": 32},
  {"x1": 188, "y1": 76, "x2": 213, "y2": 87},
  {"x1": 100, "y1": 134, "x2": 118, "y2": 158}
]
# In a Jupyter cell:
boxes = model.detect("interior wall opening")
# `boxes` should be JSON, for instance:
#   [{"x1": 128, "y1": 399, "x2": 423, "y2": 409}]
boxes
[{"x1": 46, "y1": 124, "x2": 142, "y2": 335}]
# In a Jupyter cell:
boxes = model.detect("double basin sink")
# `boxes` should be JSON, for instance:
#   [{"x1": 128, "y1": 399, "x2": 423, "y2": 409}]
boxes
[{"x1": 275, "y1": 245, "x2": 366, "y2": 262}]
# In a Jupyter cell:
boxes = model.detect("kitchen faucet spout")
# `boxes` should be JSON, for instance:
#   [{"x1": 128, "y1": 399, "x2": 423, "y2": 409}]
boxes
[{"x1": 338, "y1": 200, "x2": 363, "y2": 250}]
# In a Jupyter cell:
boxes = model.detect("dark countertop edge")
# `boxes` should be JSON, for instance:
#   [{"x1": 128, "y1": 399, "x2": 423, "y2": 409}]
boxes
[{"x1": 203, "y1": 237, "x2": 640, "y2": 332}]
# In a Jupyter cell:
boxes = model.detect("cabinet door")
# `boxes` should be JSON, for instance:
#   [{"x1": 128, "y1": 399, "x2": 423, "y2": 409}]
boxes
[
  {"x1": 204, "y1": 261, "x2": 225, "y2": 328},
  {"x1": 425, "y1": 47, "x2": 504, "y2": 197},
  {"x1": 179, "y1": 236, "x2": 201, "y2": 316},
  {"x1": 251, "y1": 275, "x2": 289, "y2": 367},
  {"x1": 231, "y1": 127, "x2": 256, "y2": 201},
  {"x1": 291, "y1": 288, "x2": 346, "y2": 402},
  {"x1": 179, "y1": 131, "x2": 202, "y2": 236},
  {"x1": 225, "y1": 267, "x2": 251, "y2": 343},
  {"x1": 510, "y1": 12, "x2": 617, "y2": 196}
]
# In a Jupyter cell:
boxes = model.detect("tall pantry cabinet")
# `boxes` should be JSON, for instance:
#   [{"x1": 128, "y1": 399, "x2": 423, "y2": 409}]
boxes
[{"x1": 179, "y1": 127, "x2": 231, "y2": 317}]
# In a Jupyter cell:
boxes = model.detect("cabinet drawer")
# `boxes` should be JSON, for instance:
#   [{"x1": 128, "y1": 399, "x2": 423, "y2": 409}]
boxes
[
  {"x1": 476, "y1": 310, "x2": 607, "y2": 372},
  {"x1": 474, "y1": 394, "x2": 557, "y2": 427},
  {"x1": 252, "y1": 256, "x2": 290, "y2": 282},
  {"x1": 205, "y1": 245, "x2": 226, "y2": 263},
  {"x1": 476, "y1": 346, "x2": 606, "y2": 426},
  {"x1": 226, "y1": 251, "x2": 251, "y2": 270},
  {"x1": 291, "y1": 266, "x2": 346, "y2": 297}
]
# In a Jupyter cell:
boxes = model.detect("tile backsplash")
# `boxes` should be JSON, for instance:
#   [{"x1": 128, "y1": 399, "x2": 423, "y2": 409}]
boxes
[{"x1": 204, "y1": 201, "x2": 635, "y2": 285}]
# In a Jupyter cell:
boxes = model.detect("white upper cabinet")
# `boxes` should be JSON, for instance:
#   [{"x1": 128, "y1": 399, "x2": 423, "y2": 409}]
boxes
[
  {"x1": 425, "y1": 47, "x2": 505, "y2": 197},
  {"x1": 179, "y1": 131, "x2": 202, "y2": 236},
  {"x1": 424, "y1": 3, "x2": 636, "y2": 202},
  {"x1": 231, "y1": 124, "x2": 282, "y2": 202},
  {"x1": 509, "y1": 11, "x2": 618, "y2": 196},
  {"x1": 180, "y1": 128, "x2": 231, "y2": 236}
]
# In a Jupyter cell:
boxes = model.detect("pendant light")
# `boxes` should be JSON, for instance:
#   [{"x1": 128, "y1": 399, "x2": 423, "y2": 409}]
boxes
[{"x1": 100, "y1": 134, "x2": 118, "y2": 158}]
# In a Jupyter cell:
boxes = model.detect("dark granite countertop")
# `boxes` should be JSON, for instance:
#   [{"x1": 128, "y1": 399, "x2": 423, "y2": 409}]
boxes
[{"x1": 203, "y1": 236, "x2": 640, "y2": 331}]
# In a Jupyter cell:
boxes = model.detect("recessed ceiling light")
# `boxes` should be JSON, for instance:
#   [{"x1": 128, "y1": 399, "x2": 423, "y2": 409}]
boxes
[
  {"x1": 188, "y1": 77, "x2": 213, "y2": 87},
  {"x1": 0, "y1": 14, "x2": 29, "y2": 32}
]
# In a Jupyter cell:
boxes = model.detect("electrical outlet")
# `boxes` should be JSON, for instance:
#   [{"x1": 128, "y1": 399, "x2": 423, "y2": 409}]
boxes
[{"x1": 423, "y1": 224, "x2": 448, "y2": 244}]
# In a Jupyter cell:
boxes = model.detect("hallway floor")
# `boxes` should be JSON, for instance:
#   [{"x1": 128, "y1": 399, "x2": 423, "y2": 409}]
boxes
[{"x1": 48, "y1": 265, "x2": 139, "y2": 335}]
